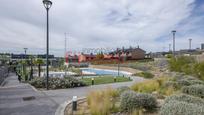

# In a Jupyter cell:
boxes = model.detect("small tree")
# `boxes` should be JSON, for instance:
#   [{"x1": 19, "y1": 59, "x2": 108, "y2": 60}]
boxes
[{"x1": 34, "y1": 58, "x2": 44, "y2": 77}]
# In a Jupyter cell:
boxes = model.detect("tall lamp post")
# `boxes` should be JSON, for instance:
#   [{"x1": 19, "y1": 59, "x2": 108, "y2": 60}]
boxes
[
  {"x1": 172, "y1": 30, "x2": 176, "y2": 57},
  {"x1": 189, "y1": 38, "x2": 192, "y2": 50},
  {"x1": 43, "y1": 0, "x2": 52, "y2": 90},
  {"x1": 64, "y1": 33, "x2": 67, "y2": 77},
  {"x1": 23, "y1": 48, "x2": 28, "y2": 81},
  {"x1": 24, "y1": 48, "x2": 28, "y2": 59}
]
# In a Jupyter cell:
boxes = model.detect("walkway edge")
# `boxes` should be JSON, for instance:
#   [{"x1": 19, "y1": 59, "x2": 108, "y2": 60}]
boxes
[{"x1": 55, "y1": 97, "x2": 86, "y2": 115}]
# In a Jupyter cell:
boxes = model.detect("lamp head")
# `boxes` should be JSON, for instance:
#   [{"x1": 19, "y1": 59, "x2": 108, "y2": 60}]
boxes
[
  {"x1": 172, "y1": 30, "x2": 176, "y2": 33},
  {"x1": 43, "y1": 0, "x2": 52, "y2": 10}
]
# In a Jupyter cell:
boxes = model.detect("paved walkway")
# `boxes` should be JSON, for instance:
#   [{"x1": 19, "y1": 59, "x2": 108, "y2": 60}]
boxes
[
  {"x1": 0, "y1": 73, "x2": 58, "y2": 115},
  {"x1": 0, "y1": 73, "x2": 144, "y2": 115}
]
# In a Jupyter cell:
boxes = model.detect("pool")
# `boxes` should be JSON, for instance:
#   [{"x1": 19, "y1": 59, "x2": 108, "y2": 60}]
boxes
[{"x1": 81, "y1": 68, "x2": 132, "y2": 76}]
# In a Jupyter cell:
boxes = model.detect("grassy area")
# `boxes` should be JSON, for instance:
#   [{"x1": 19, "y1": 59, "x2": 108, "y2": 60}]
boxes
[{"x1": 81, "y1": 76, "x2": 132, "y2": 85}]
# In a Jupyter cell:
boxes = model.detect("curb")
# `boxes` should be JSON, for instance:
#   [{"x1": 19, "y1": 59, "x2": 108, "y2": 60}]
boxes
[
  {"x1": 55, "y1": 97, "x2": 86, "y2": 115},
  {"x1": 27, "y1": 83, "x2": 38, "y2": 92}
]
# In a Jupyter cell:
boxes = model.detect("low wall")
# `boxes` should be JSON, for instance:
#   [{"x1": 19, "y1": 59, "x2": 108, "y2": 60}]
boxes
[{"x1": 0, "y1": 66, "x2": 9, "y2": 85}]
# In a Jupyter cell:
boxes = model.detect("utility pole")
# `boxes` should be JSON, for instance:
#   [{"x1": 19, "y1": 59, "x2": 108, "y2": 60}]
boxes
[{"x1": 172, "y1": 30, "x2": 176, "y2": 57}]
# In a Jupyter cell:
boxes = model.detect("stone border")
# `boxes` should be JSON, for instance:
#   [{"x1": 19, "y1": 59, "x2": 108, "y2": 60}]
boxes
[{"x1": 55, "y1": 97, "x2": 86, "y2": 115}]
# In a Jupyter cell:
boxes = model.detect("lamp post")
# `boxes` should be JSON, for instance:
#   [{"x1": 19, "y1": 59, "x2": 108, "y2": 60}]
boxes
[
  {"x1": 64, "y1": 33, "x2": 67, "y2": 77},
  {"x1": 171, "y1": 30, "x2": 176, "y2": 57},
  {"x1": 118, "y1": 51, "x2": 121, "y2": 77},
  {"x1": 189, "y1": 38, "x2": 192, "y2": 50},
  {"x1": 24, "y1": 48, "x2": 28, "y2": 59},
  {"x1": 43, "y1": 0, "x2": 52, "y2": 90},
  {"x1": 169, "y1": 44, "x2": 171, "y2": 52}
]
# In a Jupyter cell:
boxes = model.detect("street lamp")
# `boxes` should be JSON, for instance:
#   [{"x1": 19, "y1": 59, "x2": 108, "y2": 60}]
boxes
[
  {"x1": 24, "y1": 48, "x2": 28, "y2": 59},
  {"x1": 43, "y1": 0, "x2": 52, "y2": 90},
  {"x1": 189, "y1": 38, "x2": 192, "y2": 50},
  {"x1": 171, "y1": 30, "x2": 176, "y2": 57}
]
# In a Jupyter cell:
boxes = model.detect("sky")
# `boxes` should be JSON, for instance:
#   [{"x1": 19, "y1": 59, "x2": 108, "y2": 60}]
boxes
[{"x1": 0, "y1": 0, "x2": 204, "y2": 57}]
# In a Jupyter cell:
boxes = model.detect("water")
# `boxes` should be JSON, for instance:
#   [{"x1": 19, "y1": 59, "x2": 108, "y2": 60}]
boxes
[{"x1": 81, "y1": 68, "x2": 132, "y2": 76}]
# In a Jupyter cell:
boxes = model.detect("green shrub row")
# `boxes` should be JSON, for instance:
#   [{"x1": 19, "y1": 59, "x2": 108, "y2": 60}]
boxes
[
  {"x1": 29, "y1": 77, "x2": 87, "y2": 89},
  {"x1": 134, "y1": 71, "x2": 154, "y2": 79}
]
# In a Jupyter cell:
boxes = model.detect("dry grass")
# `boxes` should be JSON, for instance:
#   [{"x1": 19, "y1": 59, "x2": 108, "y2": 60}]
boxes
[
  {"x1": 87, "y1": 88, "x2": 119, "y2": 115},
  {"x1": 131, "y1": 77, "x2": 168, "y2": 93}
]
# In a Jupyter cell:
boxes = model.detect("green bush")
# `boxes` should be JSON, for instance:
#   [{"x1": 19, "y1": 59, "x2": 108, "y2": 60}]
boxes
[
  {"x1": 120, "y1": 91, "x2": 157, "y2": 112},
  {"x1": 134, "y1": 72, "x2": 154, "y2": 79},
  {"x1": 171, "y1": 75, "x2": 204, "y2": 87},
  {"x1": 116, "y1": 86, "x2": 130, "y2": 95},
  {"x1": 30, "y1": 77, "x2": 87, "y2": 89},
  {"x1": 160, "y1": 101, "x2": 204, "y2": 115},
  {"x1": 120, "y1": 91, "x2": 137, "y2": 112},
  {"x1": 164, "y1": 94, "x2": 204, "y2": 106},
  {"x1": 163, "y1": 81, "x2": 179, "y2": 89},
  {"x1": 29, "y1": 77, "x2": 45, "y2": 88},
  {"x1": 168, "y1": 56, "x2": 195, "y2": 73},
  {"x1": 182, "y1": 84, "x2": 204, "y2": 98}
]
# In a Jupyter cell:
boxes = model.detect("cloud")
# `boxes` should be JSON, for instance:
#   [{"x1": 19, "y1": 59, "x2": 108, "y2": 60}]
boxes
[{"x1": 0, "y1": 0, "x2": 203, "y2": 56}]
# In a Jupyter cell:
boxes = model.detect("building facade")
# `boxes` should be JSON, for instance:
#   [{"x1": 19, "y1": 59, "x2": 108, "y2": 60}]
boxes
[{"x1": 201, "y1": 43, "x2": 204, "y2": 50}]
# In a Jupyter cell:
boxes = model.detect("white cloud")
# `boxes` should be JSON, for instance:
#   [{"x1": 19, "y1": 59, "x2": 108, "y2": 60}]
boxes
[{"x1": 0, "y1": 0, "x2": 203, "y2": 56}]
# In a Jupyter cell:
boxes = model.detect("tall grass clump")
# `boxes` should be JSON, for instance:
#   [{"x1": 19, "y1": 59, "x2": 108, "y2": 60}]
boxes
[
  {"x1": 131, "y1": 77, "x2": 168, "y2": 93},
  {"x1": 87, "y1": 88, "x2": 119, "y2": 115},
  {"x1": 131, "y1": 80, "x2": 160, "y2": 93}
]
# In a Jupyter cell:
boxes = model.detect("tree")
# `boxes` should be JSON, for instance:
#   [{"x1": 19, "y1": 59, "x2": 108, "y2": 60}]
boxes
[
  {"x1": 96, "y1": 52, "x2": 104, "y2": 60},
  {"x1": 34, "y1": 58, "x2": 44, "y2": 77}
]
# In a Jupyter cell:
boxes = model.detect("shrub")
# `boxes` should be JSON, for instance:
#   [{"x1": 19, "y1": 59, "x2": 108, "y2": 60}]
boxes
[
  {"x1": 182, "y1": 84, "x2": 204, "y2": 98},
  {"x1": 193, "y1": 61, "x2": 204, "y2": 80},
  {"x1": 163, "y1": 81, "x2": 179, "y2": 89},
  {"x1": 120, "y1": 91, "x2": 157, "y2": 112},
  {"x1": 160, "y1": 100, "x2": 204, "y2": 115},
  {"x1": 170, "y1": 75, "x2": 204, "y2": 88},
  {"x1": 164, "y1": 94, "x2": 204, "y2": 106},
  {"x1": 29, "y1": 77, "x2": 87, "y2": 89},
  {"x1": 168, "y1": 56, "x2": 195, "y2": 72},
  {"x1": 134, "y1": 72, "x2": 154, "y2": 79},
  {"x1": 131, "y1": 79, "x2": 160, "y2": 93},
  {"x1": 117, "y1": 86, "x2": 130, "y2": 95},
  {"x1": 29, "y1": 77, "x2": 45, "y2": 88},
  {"x1": 120, "y1": 91, "x2": 137, "y2": 112}
]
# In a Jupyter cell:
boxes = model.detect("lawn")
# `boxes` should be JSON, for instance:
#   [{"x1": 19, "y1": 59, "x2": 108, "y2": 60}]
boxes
[{"x1": 81, "y1": 76, "x2": 132, "y2": 85}]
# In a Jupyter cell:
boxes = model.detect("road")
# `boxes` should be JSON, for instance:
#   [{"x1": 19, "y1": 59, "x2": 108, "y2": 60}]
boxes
[{"x1": 0, "y1": 73, "x2": 144, "y2": 115}]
